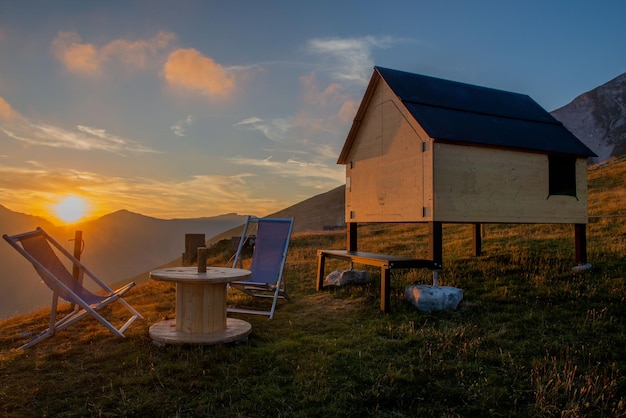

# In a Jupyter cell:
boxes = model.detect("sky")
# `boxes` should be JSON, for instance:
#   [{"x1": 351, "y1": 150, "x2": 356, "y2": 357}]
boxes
[{"x1": 1, "y1": 0, "x2": 625, "y2": 223}]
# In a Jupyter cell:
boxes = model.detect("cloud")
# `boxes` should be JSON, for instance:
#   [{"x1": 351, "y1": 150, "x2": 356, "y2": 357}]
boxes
[
  {"x1": 300, "y1": 73, "x2": 344, "y2": 108},
  {"x1": 1, "y1": 119, "x2": 158, "y2": 155},
  {"x1": 289, "y1": 72, "x2": 357, "y2": 140},
  {"x1": 307, "y1": 36, "x2": 395, "y2": 84},
  {"x1": 229, "y1": 155, "x2": 344, "y2": 186},
  {"x1": 51, "y1": 32, "x2": 101, "y2": 75},
  {"x1": 51, "y1": 31, "x2": 175, "y2": 76},
  {"x1": 163, "y1": 48, "x2": 235, "y2": 97},
  {"x1": 0, "y1": 163, "x2": 281, "y2": 219},
  {"x1": 316, "y1": 144, "x2": 340, "y2": 160},
  {"x1": 234, "y1": 117, "x2": 291, "y2": 142},
  {"x1": 0, "y1": 95, "x2": 156, "y2": 155},
  {"x1": 101, "y1": 31, "x2": 175, "y2": 70},
  {"x1": 0, "y1": 97, "x2": 17, "y2": 121},
  {"x1": 336, "y1": 99, "x2": 360, "y2": 125},
  {"x1": 170, "y1": 115, "x2": 193, "y2": 137}
]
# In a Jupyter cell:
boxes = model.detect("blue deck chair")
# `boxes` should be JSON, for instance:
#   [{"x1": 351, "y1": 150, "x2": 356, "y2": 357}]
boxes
[
  {"x1": 3, "y1": 227, "x2": 143, "y2": 349},
  {"x1": 228, "y1": 216, "x2": 294, "y2": 319}
]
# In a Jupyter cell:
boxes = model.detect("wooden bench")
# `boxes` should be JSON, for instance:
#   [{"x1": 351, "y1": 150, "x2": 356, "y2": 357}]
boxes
[{"x1": 316, "y1": 249, "x2": 441, "y2": 313}]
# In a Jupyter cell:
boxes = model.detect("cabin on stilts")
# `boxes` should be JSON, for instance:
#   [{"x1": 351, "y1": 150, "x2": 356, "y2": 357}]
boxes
[{"x1": 317, "y1": 66, "x2": 596, "y2": 311}]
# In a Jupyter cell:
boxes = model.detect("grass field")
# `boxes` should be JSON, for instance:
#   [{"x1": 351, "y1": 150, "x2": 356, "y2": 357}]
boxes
[{"x1": 1, "y1": 158, "x2": 625, "y2": 417}]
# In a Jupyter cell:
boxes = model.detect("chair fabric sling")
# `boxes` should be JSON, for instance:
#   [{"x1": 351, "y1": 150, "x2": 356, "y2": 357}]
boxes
[
  {"x1": 3, "y1": 227, "x2": 143, "y2": 349},
  {"x1": 227, "y1": 216, "x2": 293, "y2": 319}
]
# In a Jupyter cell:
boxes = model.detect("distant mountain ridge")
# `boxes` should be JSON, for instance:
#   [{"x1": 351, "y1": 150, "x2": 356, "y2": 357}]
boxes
[
  {"x1": 0, "y1": 207, "x2": 249, "y2": 318},
  {"x1": 551, "y1": 72, "x2": 626, "y2": 163},
  {"x1": 0, "y1": 185, "x2": 347, "y2": 319}
]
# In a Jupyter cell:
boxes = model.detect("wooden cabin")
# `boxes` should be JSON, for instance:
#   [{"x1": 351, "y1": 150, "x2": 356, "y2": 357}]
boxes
[{"x1": 336, "y1": 66, "x2": 597, "y2": 266}]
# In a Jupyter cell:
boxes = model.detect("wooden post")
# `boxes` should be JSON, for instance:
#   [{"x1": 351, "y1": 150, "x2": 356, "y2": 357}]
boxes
[
  {"x1": 574, "y1": 224, "x2": 587, "y2": 264},
  {"x1": 197, "y1": 247, "x2": 207, "y2": 273},
  {"x1": 316, "y1": 251, "x2": 325, "y2": 291},
  {"x1": 429, "y1": 221, "x2": 443, "y2": 269},
  {"x1": 70, "y1": 230, "x2": 83, "y2": 311},
  {"x1": 71, "y1": 230, "x2": 83, "y2": 281},
  {"x1": 381, "y1": 266, "x2": 391, "y2": 313},
  {"x1": 183, "y1": 234, "x2": 206, "y2": 266},
  {"x1": 473, "y1": 223, "x2": 482, "y2": 257},
  {"x1": 347, "y1": 222, "x2": 357, "y2": 252}
]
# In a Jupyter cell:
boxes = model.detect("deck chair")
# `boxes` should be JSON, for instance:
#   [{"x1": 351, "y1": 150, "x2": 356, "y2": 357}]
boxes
[
  {"x1": 3, "y1": 227, "x2": 143, "y2": 349},
  {"x1": 227, "y1": 216, "x2": 294, "y2": 319}
]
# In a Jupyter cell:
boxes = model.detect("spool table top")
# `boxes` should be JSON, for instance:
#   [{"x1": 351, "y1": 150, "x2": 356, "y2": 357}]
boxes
[{"x1": 150, "y1": 266, "x2": 251, "y2": 284}]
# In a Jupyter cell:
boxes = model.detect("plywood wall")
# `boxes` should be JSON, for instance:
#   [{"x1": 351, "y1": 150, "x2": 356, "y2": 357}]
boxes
[{"x1": 432, "y1": 143, "x2": 588, "y2": 223}]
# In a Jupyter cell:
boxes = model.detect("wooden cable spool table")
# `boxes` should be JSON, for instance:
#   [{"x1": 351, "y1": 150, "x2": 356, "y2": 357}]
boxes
[{"x1": 148, "y1": 266, "x2": 252, "y2": 345}]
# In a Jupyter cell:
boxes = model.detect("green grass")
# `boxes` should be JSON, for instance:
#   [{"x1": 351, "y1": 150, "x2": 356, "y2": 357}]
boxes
[{"x1": 2, "y1": 159, "x2": 626, "y2": 417}]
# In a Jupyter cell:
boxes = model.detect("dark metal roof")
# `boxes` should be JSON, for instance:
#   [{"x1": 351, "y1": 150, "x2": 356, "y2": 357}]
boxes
[{"x1": 373, "y1": 66, "x2": 597, "y2": 157}]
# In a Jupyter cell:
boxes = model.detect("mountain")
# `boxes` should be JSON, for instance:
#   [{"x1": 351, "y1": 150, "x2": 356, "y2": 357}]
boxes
[
  {"x1": 205, "y1": 185, "x2": 346, "y2": 245},
  {"x1": 0, "y1": 208, "x2": 248, "y2": 318},
  {"x1": 0, "y1": 205, "x2": 61, "y2": 319},
  {"x1": 0, "y1": 185, "x2": 348, "y2": 319},
  {"x1": 270, "y1": 185, "x2": 345, "y2": 233},
  {"x1": 551, "y1": 72, "x2": 626, "y2": 163}
]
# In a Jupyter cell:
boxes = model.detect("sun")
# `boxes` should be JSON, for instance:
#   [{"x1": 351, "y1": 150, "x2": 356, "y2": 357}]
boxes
[{"x1": 53, "y1": 196, "x2": 89, "y2": 223}]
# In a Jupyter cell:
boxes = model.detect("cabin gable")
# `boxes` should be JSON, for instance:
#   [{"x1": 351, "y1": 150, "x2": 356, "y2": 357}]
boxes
[{"x1": 344, "y1": 77, "x2": 433, "y2": 223}]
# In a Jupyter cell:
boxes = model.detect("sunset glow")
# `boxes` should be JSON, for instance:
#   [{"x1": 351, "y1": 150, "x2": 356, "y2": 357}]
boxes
[{"x1": 53, "y1": 196, "x2": 89, "y2": 223}]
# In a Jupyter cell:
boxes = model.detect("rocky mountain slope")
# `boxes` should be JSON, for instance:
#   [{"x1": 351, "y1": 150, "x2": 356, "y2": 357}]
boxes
[{"x1": 551, "y1": 72, "x2": 626, "y2": 163}]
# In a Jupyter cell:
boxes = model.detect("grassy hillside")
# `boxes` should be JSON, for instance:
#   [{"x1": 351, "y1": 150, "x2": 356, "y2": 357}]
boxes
[
  {"x1": 1, "y1": 159, "x2": 625, "y2": 416},
  {"x1": 204, "y1": 185, "x2": 345, "y2": 247}
]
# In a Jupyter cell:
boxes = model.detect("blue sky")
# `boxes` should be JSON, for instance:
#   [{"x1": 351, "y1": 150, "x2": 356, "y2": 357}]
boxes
[{"x1": 1, "y1": 0, "x2": 625, "y2": 221}]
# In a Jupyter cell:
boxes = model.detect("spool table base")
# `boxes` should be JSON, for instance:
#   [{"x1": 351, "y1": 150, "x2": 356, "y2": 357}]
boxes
[{"x1": 149, "y1": 318, "x2": 252, "y2": 345}]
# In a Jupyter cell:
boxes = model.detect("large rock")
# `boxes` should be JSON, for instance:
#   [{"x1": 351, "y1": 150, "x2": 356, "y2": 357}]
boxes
[
  {"x1": 325, "y1": 269, "x2": 371, "y2": 286},
  {"x1": 404, "y1": 285, "x2": 463, "y2": 312}
]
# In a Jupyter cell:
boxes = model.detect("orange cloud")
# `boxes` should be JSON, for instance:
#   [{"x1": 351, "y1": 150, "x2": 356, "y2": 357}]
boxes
[
  {"x1": 51, "y1": 31, "x2": 175, "y2": 76},
  {"x1": 101, "y1": 31, "x2": 175, "y2": 70},
  {"x1": 300, "y1": 72, "x2": 343, "y2": 108},
  {"x1": 163, "y1": 48, "x2": 235, "y2": 97},
  {"x1": 285, "y1": 72, "x2": 360, "y2": 146},
  {"x1": 0, "y1": 96, "x2": 17, "y2": 121},
  {"x1": 51, "y1": 32, "x2": 101, "y2": 75}
]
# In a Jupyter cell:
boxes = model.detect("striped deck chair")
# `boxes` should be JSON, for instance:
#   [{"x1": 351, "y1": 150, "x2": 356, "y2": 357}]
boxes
[
  {"x1": 3, "y1": 227, "x2": 143, "y2": 349},
  {"x1": 228, "y1": 216, "x2": 294, "y2": 319}
]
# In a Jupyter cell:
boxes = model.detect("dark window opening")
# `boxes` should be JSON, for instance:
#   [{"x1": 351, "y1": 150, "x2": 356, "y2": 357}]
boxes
[{"x1": 548, "y1": 155, "x2": 577, "y2": 197}]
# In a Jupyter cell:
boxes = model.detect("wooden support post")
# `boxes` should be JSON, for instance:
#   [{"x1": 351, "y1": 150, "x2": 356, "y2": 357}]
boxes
[
  {"x1": 347, "y1": 222, "x2": 357, "y2": 252},
  {"x1": 429, "y1": 221, "x2": 443, "y2": 269},
  {"x1": 473, "y1": 223, "x2": 482, "y2": 257},
  {"x1": 316, "y1": 251, "x2": 325, "y2": 291},
  {"x1": 381, "y1": 266, "x2": 391, "y2": 313},
  {"x1": 71, "y1": 230, "x2": 83, "y2": 282},
  {"x1": 574, "y1": 224, "x2": 587, "y2": 265},
  {"x1": 70, "y1": 230, "x2": 83, "y2": 312}
]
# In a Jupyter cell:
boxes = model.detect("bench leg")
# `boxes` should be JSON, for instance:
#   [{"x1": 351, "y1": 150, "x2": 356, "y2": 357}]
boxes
[
  {"x1": 381, "y1": 267, "x2": 390, "y2": 313},
  {"x1": 316, "y1": 251, "x2": 326, "y2": 291}
]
